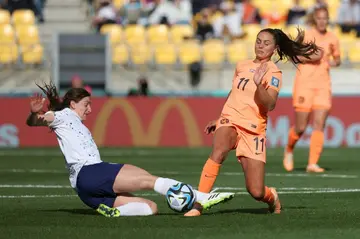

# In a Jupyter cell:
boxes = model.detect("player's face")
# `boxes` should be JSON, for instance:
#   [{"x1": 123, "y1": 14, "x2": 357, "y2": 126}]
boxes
[
  {"x1": 255, "y1": 31, "x2": 276, "y2": 61},
  {"x1": 72, "y1": 96, "x2": 92, "y2": 121},
  {"x1": 314, "y1": 9, "x2": 328, "y2": 32}
]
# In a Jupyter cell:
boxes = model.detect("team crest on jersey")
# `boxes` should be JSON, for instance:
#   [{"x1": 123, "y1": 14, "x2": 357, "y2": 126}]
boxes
[
  {"x1": 271, "y1": 77, "x2": 279, "y2": 88},
  {"x1": 220, "y1": 118, "x2": 230, "y2": 124}
]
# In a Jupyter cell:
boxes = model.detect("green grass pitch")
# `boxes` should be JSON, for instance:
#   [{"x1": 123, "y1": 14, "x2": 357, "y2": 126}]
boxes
[{"x1": 0, "y1": 147, "x2": 359, "y2": 239}]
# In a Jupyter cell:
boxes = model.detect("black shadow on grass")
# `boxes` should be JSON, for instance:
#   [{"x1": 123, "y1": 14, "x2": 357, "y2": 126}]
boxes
[
  {"x1": 203, "y1": 206, "x2": 307, "y2": 215},
  {"x1": 41, "y1": 209, "x2": 99, "y2": 216}
]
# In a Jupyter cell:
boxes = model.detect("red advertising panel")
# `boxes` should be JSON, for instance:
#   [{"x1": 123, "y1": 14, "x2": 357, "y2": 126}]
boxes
[{"x1": 1, "y1": 97, "x2": 359, "y2": 147}]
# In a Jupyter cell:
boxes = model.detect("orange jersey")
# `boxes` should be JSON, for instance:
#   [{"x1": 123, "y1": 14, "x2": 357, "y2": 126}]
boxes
[
  {"x1": 220, "y1": 60, "x2": 282, "y2": 134},
  {"x1": 295, "y1": 28, "x2": 340, "y2": 88}
]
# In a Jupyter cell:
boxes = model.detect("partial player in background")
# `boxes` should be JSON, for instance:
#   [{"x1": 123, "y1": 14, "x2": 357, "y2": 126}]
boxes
[
  {"x1": 283, "y1": 6, "x2": 341, "y2": 173},
  {"x1": 185, "y1": 28, "x2": 323, "y2": 217},
  {"x1": 26, "y1": 83, "x2": 234, "y2": 217}
]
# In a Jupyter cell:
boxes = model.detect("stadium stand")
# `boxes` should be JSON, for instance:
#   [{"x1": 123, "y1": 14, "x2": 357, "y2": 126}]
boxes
[{"x1": 0, "y1": 0, "x2": 360, "y2": 96}]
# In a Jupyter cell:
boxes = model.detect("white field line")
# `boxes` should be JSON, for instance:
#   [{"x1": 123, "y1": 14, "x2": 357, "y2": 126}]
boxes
[
  {"x1": 0, "y1": 168, "x2": 357, "y2": 179},
  {"x1": 1, "y1": 188, "x2": 360, "y2": 199}
]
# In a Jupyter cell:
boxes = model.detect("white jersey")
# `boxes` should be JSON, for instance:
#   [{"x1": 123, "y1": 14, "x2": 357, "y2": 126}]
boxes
[{"x1": 48, "y1": 108, "x2": 102, "y2": 188}]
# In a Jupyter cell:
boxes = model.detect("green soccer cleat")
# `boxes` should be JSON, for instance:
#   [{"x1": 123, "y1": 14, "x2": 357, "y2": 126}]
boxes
[
  {"x1": 199, "y1": 192, "x2": 235, "y2": 210},
  {"x1": 96, "y1": 204, "x2": 121, "y2": 218}
]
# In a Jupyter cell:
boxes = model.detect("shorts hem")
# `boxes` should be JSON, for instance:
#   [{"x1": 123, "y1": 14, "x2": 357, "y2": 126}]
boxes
[{"x1": 237, "y1": 155, "x2": 266, "y2": 164}]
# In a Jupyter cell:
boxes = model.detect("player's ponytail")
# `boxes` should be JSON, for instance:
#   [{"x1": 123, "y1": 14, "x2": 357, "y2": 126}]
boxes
[
  {"x1": 36, "y1": 81, "x2": 63, "y2": 111},
  {"x1": 260, "y1": 28, "x2": 320, "y2": 64},
  {"x1": 36, "y1": 81, "x2": 90, "y2": 111}
]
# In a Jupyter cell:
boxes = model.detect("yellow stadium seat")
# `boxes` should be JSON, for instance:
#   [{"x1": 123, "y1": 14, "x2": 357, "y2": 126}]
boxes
[
  {"x1": 21, "y1": 44, "x2": 43, "y2": 64},
  {"x1": 227, "y1": 42, "x2": 248, "y2": 64},
  {"x1": 299, "y1": 0, "x2": 315, "y2": 9},
  {"x1": 337, "y1": 32, "x2": 357, "y2": 46},
  {"x1": 129, "y1": 43, "x2": 151, "y2": 64},
  {"x1": 113, "y1": 0, "x2": 125, "y2": 9},
  {"x1": 0, "y1": 43, "x2": 18, "y2": 64},
  {"x1": 202, "y1": 40, "x2": 225, "y2": 64},
  {"x1": 125, "y1": 25, "x2": 146, "y2": 44},
  {"x1": 12, "y1": 10, "x2": 35, "y2": 26},
  {"x1": 154, "y1": 44, "x2": 177, "y2": 65},
  {"x1": 0, "y1": 9, "x2": 11, "y2": 25},
  {"x1": 16, "y1": 25, "x2": 40, "y2": 45},
  {"x1": 147, "y1": 25, "x2": 169, "y2": 44},
  {"x1": 285, "y1": 25, "x2": 305, "y2": 39},
  {"x1": 178, "y1": 42, "x2": 201, "y2": 64},
  {"x1": 243, "y1": 24, "x2": 262, "y2": 41},
  {"x1": 112, "y1": 44, "x2": 129, "y2": 64},
  {"x1": 348, "y1": 42, "x2": 360, "y2": 62},
  {"x1": 100, "y1": 24, "x2": 123, "y2": 45},
  {"x1": 171, "y1": 25, "x2": 194, "y2": 44},
  {"x1": 0, "y1": 24, "x2": 15, "y2": 44}
]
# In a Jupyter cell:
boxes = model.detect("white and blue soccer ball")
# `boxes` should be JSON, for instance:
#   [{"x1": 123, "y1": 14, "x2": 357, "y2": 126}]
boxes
[{"x1": 166, "y1": 183, "x2": 196, "y2": 213}]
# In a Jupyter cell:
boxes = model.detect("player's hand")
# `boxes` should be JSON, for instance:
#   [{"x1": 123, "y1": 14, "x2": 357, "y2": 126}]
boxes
[
  {"x1": 253, "y1": 62, "x2": 268, "y2": 86},
  {"x1": 30, "y1": 93, "x2": 45, "y2": 113},
  {"x1": 204, "y1": 120, "x2": 217, "y2": 135},
  {"x1": 328, "y1": 59, "x2": 337, "y2": 67}
]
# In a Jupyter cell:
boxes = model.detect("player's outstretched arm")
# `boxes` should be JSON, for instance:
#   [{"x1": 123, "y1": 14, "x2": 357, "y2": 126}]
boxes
[
  {"x1": 253, "y1": 63, "x2": 278, "y2": 111},
  {"x1": 26, "y1": 94, "x2": 54, "y2": 127}
]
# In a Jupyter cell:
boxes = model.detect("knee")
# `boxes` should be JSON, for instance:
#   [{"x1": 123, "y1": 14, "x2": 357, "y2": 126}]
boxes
[
  {"x1": 312, "y1": 120, "x2": 325, "y2": 131},
  {"x1": 294, "y1": 124, "x2": 307, "y2": 136},
  {"x1": 247, "y1": 187, "x2": 265, "y2": 201},
  {"x1": 147, "y1": 200, "x2": 158, "y2": 215},
  {"x1": 210, "y1": 147, "x2": 230, "y2": 164},
  {"x1": 139, "y1": 175, "x2": 157, "y2": 191}
]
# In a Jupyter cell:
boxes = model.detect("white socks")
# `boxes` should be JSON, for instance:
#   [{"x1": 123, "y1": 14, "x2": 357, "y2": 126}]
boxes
[
  {"x1": 116, "y1": 202, "x2": 154, "y2": 216},
  {"x1": 153, "y1": 177, "x2": 208, "y2": 202}
]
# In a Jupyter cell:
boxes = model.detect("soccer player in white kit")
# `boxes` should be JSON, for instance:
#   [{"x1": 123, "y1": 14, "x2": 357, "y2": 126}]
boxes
[{"x1": 26, "y1": 82, "x2": 235, "y2": 217}]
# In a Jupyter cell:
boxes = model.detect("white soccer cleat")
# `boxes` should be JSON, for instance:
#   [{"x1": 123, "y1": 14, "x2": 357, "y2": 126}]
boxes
[
  {"x1": 199, "y1": 192, "x2": 235, "y2": 210},
  {"x1": 283, "y1": 149, "x2": 294, "y2": 172}
]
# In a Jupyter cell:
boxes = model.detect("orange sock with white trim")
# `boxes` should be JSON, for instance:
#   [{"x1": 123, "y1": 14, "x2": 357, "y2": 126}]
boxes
[
  {"x1": 198, "y1": 158, "x2": 221, "y2": 193},
  {"x1": 286, "y1": 127, "x2": 300, "y2": 153},
  {"x1": 308, "y1": 130, "x2": 324, "y2": 165}
]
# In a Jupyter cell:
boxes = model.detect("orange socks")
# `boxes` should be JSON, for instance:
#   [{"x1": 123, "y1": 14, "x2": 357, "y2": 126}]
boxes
[
  {"x1": 260, "y1": 186, "x2": 275, "y2": 205},
  {"x1": 309, "y1": 130, "x2": 324, "y2": 165},
  {"x1": 198, "y1": 158, "x2": 221, "y2": 193},
  {"x1": 286, "y1": 127, "x2": 300, "y2": 153}
]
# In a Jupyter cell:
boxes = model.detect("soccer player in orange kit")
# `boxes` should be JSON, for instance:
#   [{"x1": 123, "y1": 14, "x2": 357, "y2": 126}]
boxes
[
  {"x1": 184, "y1": 27, "x2": 324, "y2": 217},
  {"x1": 283, "y1": 6, "x2": 341, "y2": 173}
]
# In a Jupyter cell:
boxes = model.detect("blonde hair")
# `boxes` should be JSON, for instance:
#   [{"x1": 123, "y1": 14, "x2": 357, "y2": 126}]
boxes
[{"x1": 306, "y1": 6, "x2": 329, "y2": 26}]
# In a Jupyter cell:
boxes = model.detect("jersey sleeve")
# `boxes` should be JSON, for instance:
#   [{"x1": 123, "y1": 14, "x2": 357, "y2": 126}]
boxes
[
  {"x1": 48, "y1": 109, "x2": 67, "y2": 128},
  {"x1": 263, "y1": 69, "x2": 282, "y2": 93}
]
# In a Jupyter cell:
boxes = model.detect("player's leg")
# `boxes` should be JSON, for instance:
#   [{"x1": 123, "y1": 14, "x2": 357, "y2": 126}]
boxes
[
  {"x1": 76, "y1": 162, "x2": 156, "y2": 217},
  {"x1": 307, "y1": 88, "x2": 331, "y2": 173},
  {"x1": 284, "y1": 89, "x2": 313, "y2": 171},
  {"x1": 198, "y1": 124, "x2": 238, "y2": 193},
  {"x1": 97, "y1": 193, "x2": 158, "y2": 217},
  {"x1": 184, "y1": 124, "x2": 238, "y2": 217},
  {"x1": 283, "y1": 110, "x2": 311, "y2": 171},
  {"x1": 112, "y1": 164, "x2": 234, "y2": 206},
  {"x1": 240, "y1": 157, "x2": 281, "y2": 214},
  {"x1": 237, "y1": 129, "x2": 281, "y2": 213}
]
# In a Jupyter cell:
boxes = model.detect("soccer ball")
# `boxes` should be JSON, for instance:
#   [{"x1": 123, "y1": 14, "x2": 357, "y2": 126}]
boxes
[{"x1": 166, "y1": 183, "x2": 196, "y2": 213}]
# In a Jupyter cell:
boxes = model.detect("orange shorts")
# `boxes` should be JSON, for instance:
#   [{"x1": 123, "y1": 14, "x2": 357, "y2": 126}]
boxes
[
  {"x1": 216, "y1": 118, "x2": 266, "y2": 163},
  {"x1": 293, "y1": 87, "x2": 332, "y2": 112}
]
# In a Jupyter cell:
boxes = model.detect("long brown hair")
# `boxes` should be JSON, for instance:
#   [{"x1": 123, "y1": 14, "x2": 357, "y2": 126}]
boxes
[
  {"x1": 36, "y1": 81, "x2": 91, "y2": 111},
  {"x1": 259, "y1": 28, "x2": 320, "y2": 64}
]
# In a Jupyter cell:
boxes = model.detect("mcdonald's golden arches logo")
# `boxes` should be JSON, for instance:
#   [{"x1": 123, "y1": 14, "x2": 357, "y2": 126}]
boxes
[{"x1": 93, "y1": 98, "x2": 203, "y2": 146}]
